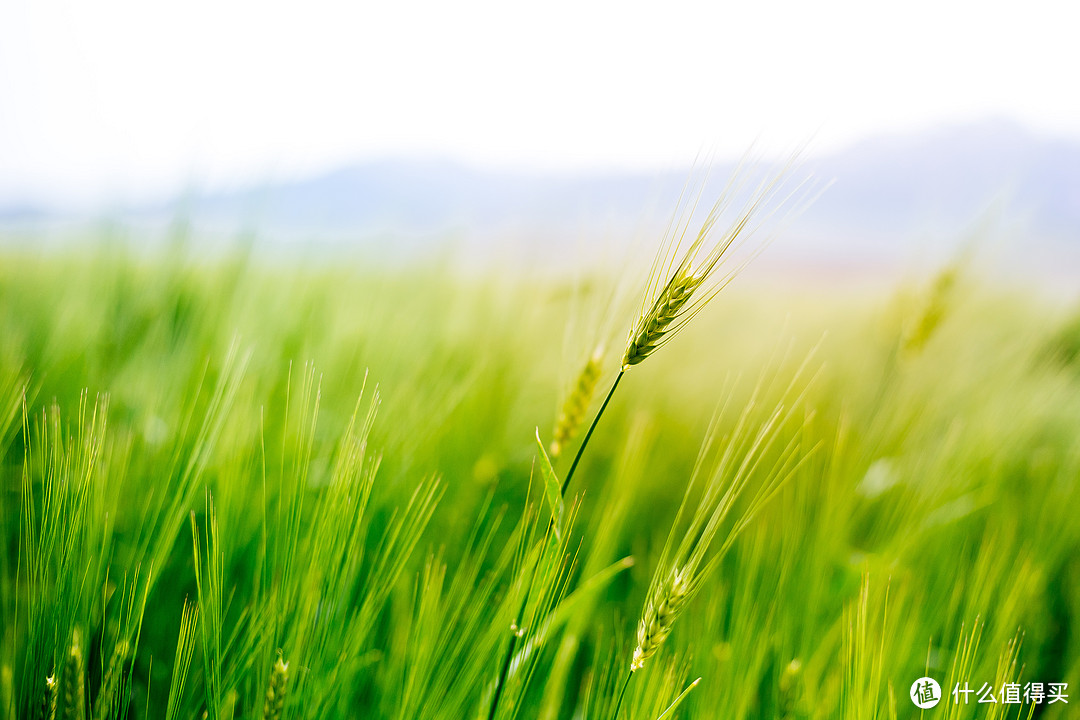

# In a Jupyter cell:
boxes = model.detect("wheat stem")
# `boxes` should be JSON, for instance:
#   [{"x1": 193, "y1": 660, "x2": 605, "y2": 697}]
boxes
[
  {"x1": 560, "y1": 370, "x2": 623, "y2": 496},
  {"x1": 486, "y1": 544, "x2": 538, "y2": 720},
  {"x1": 487, "y1": 349, "x2": 615, "y2": 720},
  {"x1": 487, "y1": 361, "x2": 619, "y2": 720},
  {"x1": 609, "y1": 670, "x2": 633, "y2": 720},
  {"x1": 486, "y1": 626, "x2": 519, "y2": 720}
]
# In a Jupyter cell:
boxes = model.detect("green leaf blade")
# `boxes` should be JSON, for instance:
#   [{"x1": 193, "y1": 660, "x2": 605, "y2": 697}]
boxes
[{"x1": 535, "y1": 428, "x2": 564, "y2": 541}]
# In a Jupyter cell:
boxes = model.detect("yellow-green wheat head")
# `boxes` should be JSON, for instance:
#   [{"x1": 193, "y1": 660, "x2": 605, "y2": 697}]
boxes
[{"x1": 623, "y1": 162, "x2": 804, "y2": 370}]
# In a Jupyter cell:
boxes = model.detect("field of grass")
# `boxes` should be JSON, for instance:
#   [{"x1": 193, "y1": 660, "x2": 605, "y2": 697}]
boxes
[{"x1": 1, "y1": 225, "x2": 1079, "y2": 719}]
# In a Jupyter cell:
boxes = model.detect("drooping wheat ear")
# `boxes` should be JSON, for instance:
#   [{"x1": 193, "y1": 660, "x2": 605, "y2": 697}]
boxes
[
  {"x1": 631, "y1": 567, "x2": 692, "y2": 672},
  {"x1": 93, "y1": 640, "x2": 129, "y2": 720},
  {"x1": 262, "y1": 655, "x2": 289, "y2": 720},
  {"x1": 623, "y1": 271, "x2": 702, "y2": 369},
  {"x1": 550, "y1": 347, "x2": 604, "y2": 457},
  {"x1": 62, "y1": 628, "x2": 86, "y2": 720}
]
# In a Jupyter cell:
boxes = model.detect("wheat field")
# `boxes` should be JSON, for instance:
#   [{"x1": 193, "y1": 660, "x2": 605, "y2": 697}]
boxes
[{"x1": 1, "y1": 221, "x2": 1078, "y2": 719}]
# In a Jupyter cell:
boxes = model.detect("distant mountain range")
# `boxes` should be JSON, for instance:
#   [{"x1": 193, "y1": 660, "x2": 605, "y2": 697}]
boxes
[{"x1": 2, "y1": 119, "x2": 1078, "y2": 280}]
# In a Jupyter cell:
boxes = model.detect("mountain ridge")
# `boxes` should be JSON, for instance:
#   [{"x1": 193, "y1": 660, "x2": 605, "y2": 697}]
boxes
[{"x1": 2, "y1": 119, "x2": 1077, "y2": 278}]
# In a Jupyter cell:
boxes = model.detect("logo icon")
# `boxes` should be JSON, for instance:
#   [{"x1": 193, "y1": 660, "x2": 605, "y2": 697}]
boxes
[{"x1": 911, "y1": 677, "x2": 942, "y2": 709}]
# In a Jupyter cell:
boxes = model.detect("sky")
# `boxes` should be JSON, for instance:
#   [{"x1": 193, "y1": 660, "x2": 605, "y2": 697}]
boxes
[{"x1": 1, "y1": 0, "x2": 1078, "y2": 207}]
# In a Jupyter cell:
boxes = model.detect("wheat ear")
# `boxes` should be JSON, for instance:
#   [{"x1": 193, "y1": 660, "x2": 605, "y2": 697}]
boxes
[
  {"x1": 219, "y1": 690, "x2": 238, "y2": 720},
  {"x1": 631, "y1": 567, "x2": 692, "y2": 673},
  {"x1": 262, "y1": 656, "x2": 289, "y2": 720},
  {"x1": 623, "y1": 272, "x2": 702, "y2": 369},
  {"x1": 44, "y1": 674, "x2": 58, "y2": 720},
  {"x1": 62, "y1": 629, "x2": 85, "y2": 720},
  {"x1": 903, "y1": 263, "x2": 959, "y2": 354},
  {"x1": 550, "y1": 347, "x2": 604, "y2": 458},
  {"x1": 93, "y1": 640, "x2": 129, "y2": 720},
  {"x1": 778, "y1": 658, "x2": 804, "y2": 720}
]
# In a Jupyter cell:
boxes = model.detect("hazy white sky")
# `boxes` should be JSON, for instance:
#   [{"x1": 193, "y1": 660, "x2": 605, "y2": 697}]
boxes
[{"x1": 1, "y1": 0, "x2": 1077, "y2": 205}]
